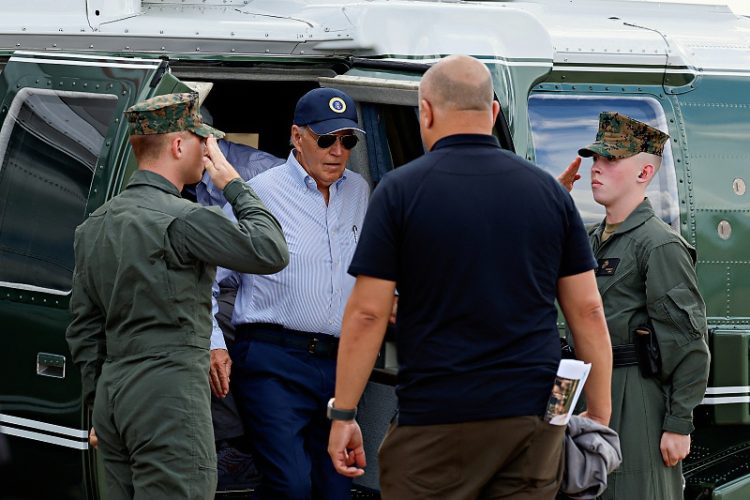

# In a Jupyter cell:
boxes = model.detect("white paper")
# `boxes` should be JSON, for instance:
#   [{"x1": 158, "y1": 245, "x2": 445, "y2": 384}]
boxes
[{"x1": 544, "y1": 359, "x2": 591, "y2": 426}]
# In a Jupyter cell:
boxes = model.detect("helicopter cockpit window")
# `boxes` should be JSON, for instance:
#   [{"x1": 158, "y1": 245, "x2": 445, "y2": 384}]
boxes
[
  {"x1": 528, "y1": 94, "x2": 679, "y2": 228},
  {"x1": 0, "y1": 88, "x2": 118, "y2": 294}
]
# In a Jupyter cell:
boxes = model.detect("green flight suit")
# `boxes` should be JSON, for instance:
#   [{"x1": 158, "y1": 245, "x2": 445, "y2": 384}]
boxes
[
  {"x1": 66, "y1": 170, "x2": 288, "y2": 500},
  {"x1": 590, "y1": 199, "x2": 710, "y2": 500}
]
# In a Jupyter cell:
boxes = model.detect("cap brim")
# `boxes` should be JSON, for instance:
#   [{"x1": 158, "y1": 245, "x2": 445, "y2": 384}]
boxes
[
  {"x1": 192, "y1": 123, "x2": 225, "y2": 139},
  {"x1": 308, "y1": 118, "x2": 365, "y2": 135},
  {"x1": 578, "y1": 143, "x2": 617, "y2": 159}
]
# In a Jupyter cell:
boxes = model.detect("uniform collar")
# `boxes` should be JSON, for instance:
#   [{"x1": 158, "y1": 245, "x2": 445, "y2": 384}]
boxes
[
  {"x1": 598, "y1": 198, "x2": 654, "y2": 237},
  {"x1": 431, "y1": 133, "x2": 500, "y2": 152},
  {"x1": 286, "y1": 150, "x2": 348, "y2": 191},
  {"x1": 126, "y1": 170, "x2": 183, "y2": 198}
]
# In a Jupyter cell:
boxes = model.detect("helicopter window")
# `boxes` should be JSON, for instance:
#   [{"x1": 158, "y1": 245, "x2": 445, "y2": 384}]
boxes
[
  {"x1": 360, "y1": 103, "x2": 423, "y2": 187},
  {"x1": 528, "y1": 94, "x2": 679, "y2": 228},
  {"x1": 0, "y1": 88, "x2": 118, "y2": 294}
]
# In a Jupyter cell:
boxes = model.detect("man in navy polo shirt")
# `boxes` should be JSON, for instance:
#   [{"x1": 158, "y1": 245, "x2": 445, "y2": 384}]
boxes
[{"x1": 328, "y1": 55, "x2": 613, "y2": 499}]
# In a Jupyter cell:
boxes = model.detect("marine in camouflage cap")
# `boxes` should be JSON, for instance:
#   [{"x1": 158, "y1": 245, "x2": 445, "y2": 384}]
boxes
[
  {"x1": 578, "y1": 112, "x2": 668, "y2": 160},
  {"x1": 125, "y1": 92, "x2": 224, "y2": 139}
]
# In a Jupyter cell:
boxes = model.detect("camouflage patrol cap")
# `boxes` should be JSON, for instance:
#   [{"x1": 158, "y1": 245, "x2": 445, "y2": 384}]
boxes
[
  {"x1": 578, "y1": 112, "x2": 668, "y2": 159},
  {"x1": 125, "y1": 93, "x2": 224, "y2": 139}
]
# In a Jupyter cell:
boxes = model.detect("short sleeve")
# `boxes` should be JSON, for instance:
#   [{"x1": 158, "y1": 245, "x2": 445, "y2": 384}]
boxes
[
  {"x1": 558, "y1": 192, "x2": 597, "y2": 277},
  {"x1": 347, "y1": 176, "x2": 399, "y2": 281}
]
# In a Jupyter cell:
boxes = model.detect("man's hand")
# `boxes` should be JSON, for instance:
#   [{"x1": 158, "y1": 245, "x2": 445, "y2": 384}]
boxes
[
  {"x1": 661, "y1": 431, "x2": 691, "y2": 467},
  {"x1": 558, "y1": 157, "x2": 582, "y2": 193},
  {"x1": 89, "y1": 427, "x2": 98, "y2": 449},
  {"x1": 203, "y1": 136, "x2": 241, "y2": 191},
  {"x1": 328, "y1": 420, "x2": 366, "y2": 477},
  {"x1": 209, "y1": 348, "x2": 232, "y2": 398}
]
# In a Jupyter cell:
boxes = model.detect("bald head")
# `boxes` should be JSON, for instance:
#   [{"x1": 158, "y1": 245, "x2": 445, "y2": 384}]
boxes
[
  {"x1": 419, "y1": 55, "x2": 494, "y2": 112},
  {"x1": 417, "y1": 55, "x2": 500, "y2": 150}
]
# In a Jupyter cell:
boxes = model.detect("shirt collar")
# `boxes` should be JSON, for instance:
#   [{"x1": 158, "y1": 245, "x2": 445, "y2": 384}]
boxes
[
  {"x1": 430, "y1": 133, "x2": 501, "y2": 152},
  {"x1": 126, "y1": 170, "x2": 182, "y2": 198},
  {"x1": 598, "y1": 198, "x2": 655, "y2": 237},
  {"x1": 286, "y1": 150, "x2": 348, "y2": 191}
]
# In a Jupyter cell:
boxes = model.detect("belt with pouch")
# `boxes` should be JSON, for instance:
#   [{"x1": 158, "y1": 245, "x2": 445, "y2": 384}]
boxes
[
  {"x1": 236, "y1": 323, "x2": 339, "y2": 358},
  {"x1": 613, "y1": 326, "x2": 661, "y2": 378},
  {"x1": 564, "y1": 339, "x2": 640, "y2": 368},
  {"x1": 612, "y1": 344, "x2": 639, "y2": 368}
]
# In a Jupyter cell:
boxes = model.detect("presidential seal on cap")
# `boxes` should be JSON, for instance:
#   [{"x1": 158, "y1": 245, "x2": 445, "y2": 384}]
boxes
[
  {"x1": 293, "y1": 88, "x2": 364, "y2": 135},
  {"x1": 125, "y1": 92, "x2": 225, "y2": 139},
  {"x1": 578, "y1": 112, "x2": 668, "y2": 160}
]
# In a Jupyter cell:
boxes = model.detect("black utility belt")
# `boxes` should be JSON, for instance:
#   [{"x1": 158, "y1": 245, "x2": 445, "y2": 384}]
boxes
[
  {"x1": 612, "y1": 323, "x2": 661, "y2": 378},
  {"x1": 236, "y1": 323, "x2": 339, "y2": 358},
  {"x1": 612, "y1": 344, "x2": 639, "y2": 368}
]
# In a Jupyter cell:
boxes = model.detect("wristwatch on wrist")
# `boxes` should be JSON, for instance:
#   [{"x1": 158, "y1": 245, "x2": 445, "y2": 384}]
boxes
[{"x1": 327, "y1": 398, "x2": 357, "y2": 421}]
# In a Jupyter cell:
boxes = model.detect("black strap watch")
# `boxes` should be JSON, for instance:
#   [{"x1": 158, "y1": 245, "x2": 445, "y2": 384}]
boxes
[{"x1": 327, "y1": 398, "x2": 357, "y2": 421}]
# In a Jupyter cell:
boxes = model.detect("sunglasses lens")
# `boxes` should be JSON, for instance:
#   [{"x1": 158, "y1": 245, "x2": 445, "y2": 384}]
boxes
[
  {"x1": 313, "y1": 132, "x2": 359, "y2": 150},
  {"x1": 316, "y1": 134, "x2": 337, "y2": 149},
  {"x1": 341, "y1": 135, "x2": 358, "y2": 150}
]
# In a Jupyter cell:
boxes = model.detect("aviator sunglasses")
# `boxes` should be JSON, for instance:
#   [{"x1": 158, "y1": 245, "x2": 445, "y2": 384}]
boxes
[{"x1": 307, "y1": 128, "x2": 359, "y2": 150}]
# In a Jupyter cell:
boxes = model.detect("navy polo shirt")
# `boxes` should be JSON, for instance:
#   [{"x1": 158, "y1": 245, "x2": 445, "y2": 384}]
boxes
[{"x1": 349, "y1": 134, "x2": 596, "y2": 426}]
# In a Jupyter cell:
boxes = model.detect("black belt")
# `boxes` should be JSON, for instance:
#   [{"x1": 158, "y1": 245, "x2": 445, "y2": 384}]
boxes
[
  {"x1": 236, "y1": 323, "x2": 339, "y2": 358},
  {"x1": 612, "y1": 344, "x2": 639, "y2": 368}
]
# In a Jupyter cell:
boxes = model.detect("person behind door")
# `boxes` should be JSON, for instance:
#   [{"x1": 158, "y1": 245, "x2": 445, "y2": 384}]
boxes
[
  {"x1": 560, "y1": 112, "x2": 710, "y2": 500},
  {"x1": 209, "y1": 87, "x2": 370, "y2": 499},
  {"x1": 66, "y1": 93, "x2": 288, "y2": 499},
  {"x1": 327, "y1": 55, "x2": 613, "y2": 500}
]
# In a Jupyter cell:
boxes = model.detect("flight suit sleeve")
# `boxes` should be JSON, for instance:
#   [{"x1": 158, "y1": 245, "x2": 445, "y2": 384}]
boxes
[
  {"x1": 645, "y1": 241, "x2": 710, "y2": 435},
  {"x1": 169, "y1": 178, "x2": 289, "y2": 274},
  {"x1": 65, "y1": 267, "x2": 106, "y2": 407}
]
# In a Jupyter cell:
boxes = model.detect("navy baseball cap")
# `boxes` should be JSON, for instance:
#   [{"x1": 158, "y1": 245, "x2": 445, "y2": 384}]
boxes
[{"x1": 293, "y1": 88, "x2": 365, "y2": 135}]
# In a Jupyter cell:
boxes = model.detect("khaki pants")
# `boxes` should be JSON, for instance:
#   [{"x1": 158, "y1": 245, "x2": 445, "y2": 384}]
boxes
[{"x1": 378, "y1": 416, "x2": 564, "y2": 500}]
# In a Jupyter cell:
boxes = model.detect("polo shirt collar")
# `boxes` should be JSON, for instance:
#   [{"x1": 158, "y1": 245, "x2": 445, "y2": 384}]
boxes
[
  {"x1": 431, "y1": 134, "x2": 500, "y2": 152},
  {"x1": 126, "y1": 170, "x2": 182, "y2": 197}
]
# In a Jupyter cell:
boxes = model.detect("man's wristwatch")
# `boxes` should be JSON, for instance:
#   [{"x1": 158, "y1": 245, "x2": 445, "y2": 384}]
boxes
[{"x1": 327, "y1": 398, "x2": 357, "y2": 421}]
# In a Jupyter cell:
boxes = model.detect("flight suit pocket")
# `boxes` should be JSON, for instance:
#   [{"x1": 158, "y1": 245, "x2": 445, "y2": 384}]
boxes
[{"x1": 659, "y1": 284, "x2": 707, "y2": 344}]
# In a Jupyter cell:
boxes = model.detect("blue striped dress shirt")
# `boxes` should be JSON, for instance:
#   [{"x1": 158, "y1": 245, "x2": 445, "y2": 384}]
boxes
[{"x1": 210, "y1": 151, "x2": 370, "y2": 350}]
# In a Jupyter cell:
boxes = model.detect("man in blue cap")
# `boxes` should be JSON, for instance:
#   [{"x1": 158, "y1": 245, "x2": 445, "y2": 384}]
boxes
[{"x1": 209, "y1": 87, "x2": 370, "y2": 499}]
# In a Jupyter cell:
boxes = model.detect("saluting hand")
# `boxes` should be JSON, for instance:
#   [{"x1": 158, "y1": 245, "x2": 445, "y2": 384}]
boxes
[
  {"x1": 558, "y1": 157, "x2": 582, "y2": 193},
  {"x1": 209, "y1": 348, "x2": 232, "y2": 398},
  {"x1": 203, "y1": 136, "x2": 241, "y2": 191}
]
